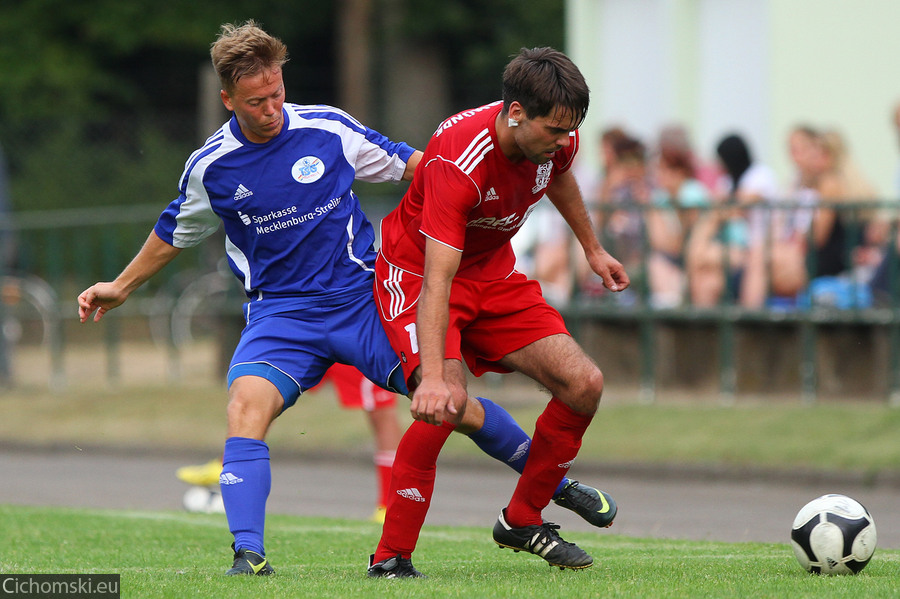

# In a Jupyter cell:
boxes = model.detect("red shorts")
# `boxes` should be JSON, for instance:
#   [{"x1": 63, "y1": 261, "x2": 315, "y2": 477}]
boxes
[
  {"x1": 374, "y1": 254, "x2": 570, "y2": 381},
  {"x1": 311, "y1": 362, "x2": 397, "y2": 411}
]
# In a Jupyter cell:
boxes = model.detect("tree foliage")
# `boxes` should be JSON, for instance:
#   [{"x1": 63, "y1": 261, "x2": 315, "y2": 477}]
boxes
[
  {"x1": 396, "y1": 0, "x2": 565, "y2": 107},
  {"x1": 0, "y1": 0, "x2": 563, "y2": 211}
]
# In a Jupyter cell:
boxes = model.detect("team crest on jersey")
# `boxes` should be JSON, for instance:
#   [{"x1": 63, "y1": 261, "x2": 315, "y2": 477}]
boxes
[
  {"x1": 532, "y1": 163, "x2": 552, "y2": 194},
  {"x1": 291, "y1": 156, "x2": 325, "y2": 184}
]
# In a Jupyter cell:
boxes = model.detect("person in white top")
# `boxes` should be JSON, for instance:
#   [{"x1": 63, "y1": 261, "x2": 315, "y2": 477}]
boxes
[{"x1": 686, "y1": 133, "x2": 779, "y2": 307}]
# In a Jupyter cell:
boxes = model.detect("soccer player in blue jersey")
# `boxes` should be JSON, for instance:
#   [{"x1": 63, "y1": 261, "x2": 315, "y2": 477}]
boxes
[{"x1": 77, "y1": 21, "x2": 615, "y2": 576}]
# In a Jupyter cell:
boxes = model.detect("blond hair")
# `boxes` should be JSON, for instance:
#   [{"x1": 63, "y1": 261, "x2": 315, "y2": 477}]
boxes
[
  {"x1": 210, "y1": 20, "x2": 288, "y2": 94},
  {"x1": 820, "y1": 130, "x2": 879, "y2": 202}
]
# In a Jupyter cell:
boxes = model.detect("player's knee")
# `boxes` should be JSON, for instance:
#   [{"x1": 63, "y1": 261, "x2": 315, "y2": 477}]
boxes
[
  {"x1": 570, "y1": 366, "x2": 604, "y2": 415},
  {"x1": 226, "y1": 390, "x2": 281, "y2": 437}
]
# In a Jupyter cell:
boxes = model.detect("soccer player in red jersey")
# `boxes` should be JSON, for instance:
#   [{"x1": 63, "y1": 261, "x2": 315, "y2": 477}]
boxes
[{"x1": 367, "y1": 47, "x2": 629, "y2": 577}]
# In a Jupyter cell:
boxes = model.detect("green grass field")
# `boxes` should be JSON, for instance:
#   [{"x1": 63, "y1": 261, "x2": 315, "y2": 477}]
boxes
[
  {"x1": 1, "y1": 504, "x2": 897, "y2": 598},
  {"x1": 2, "y1": 373, "x2": 899, "y2": 596}
]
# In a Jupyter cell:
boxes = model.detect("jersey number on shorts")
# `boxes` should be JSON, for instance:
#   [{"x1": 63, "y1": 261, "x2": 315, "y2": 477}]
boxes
[{"x1": 404, "y1": 323, "x2": 419, "y2": 354}]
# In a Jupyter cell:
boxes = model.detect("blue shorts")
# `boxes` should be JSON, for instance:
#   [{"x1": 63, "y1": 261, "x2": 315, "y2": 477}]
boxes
[{"x1": 226, "y1": 289, "x2": 408, "y2": 411}]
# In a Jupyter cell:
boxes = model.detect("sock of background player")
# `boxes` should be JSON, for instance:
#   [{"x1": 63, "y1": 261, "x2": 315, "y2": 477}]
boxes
[{"x1": 374, "y1": 449, "x2": 395, "y2": 508}]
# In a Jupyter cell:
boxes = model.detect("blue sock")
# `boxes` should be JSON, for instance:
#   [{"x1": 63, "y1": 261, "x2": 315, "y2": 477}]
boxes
[
  {"x1": 221, "y1": 437, "x2": 271, "y2": 556},
  {"x1": 467, "y1": 397, "x2": 568, "y2": 497}
]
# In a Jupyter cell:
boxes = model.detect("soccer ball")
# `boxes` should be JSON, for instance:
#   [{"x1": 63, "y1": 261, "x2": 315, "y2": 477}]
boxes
[
  {"x1": 790, "y1": 494, "x2": 876, "y2": 575},
  {"x1": 182, "y1": 486, "x2": 226, "y2": 514}
]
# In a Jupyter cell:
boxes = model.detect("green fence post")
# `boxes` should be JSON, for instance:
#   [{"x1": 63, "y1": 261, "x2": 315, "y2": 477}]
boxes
[
  {"x1": 718, "y1": 310, "x2": 736, "y2": 406},
  {"x1": 101, "y1": 234, "x2": 120, "y2": 386},
  {"x1": 888, "y1": 220, "x2": 900, "y2": 407},
  {"x1": 639, "y1": 311, "x2": 655, "y2": 404},
  {"x1": 800, "y1": 215, "x2": 818, "y2": 404}
]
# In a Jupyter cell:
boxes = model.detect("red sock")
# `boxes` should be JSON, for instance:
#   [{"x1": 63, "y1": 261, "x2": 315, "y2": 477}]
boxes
[
  {"x1": 374, "y1": 450, "x2": 395, "y2": 508},
  {"x1": 505, "y1": 397, "x2": 593, "y2": 527},
  {"x1": 374, "y1": 420, "x2": 455, "y2": 561}
]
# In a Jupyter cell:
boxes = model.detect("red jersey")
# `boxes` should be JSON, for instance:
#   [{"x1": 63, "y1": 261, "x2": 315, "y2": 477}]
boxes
[{"x1": 379, "y1": 101, "x2": 578, "y2": 281}]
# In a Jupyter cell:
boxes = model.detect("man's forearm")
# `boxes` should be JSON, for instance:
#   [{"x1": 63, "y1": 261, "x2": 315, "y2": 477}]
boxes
[{"x1": 114, "y1": 230, "x2": 182, "y2": 296}]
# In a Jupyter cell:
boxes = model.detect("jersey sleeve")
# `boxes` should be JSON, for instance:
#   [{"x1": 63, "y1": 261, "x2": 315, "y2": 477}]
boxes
[
  {"x1": 353, "y1": 128, "x2": 416, "y2": 184},
  {"x1": 154, "y1": 160, "x2": 221, "y2": 248},
  {"x1": 154, "y1": 193, "x2": 221, "y2": 248},
  {"x1": 291, "y1": 105, "x2": 415, "y2": 184},
  {"x1": 419, "y1": 156, "x2": 479, "y2": 251}
]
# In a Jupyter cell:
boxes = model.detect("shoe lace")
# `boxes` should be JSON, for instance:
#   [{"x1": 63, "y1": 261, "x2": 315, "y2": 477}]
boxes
[
  {"x1": 563, "y1": 481, "x2": 601, "y2": 507},
  {"x1": 565, "y1": 481, "x2": 587, "y2": 499},
  {"x1": 529, "y1": 521, "x2": 569, "y2": 548}
]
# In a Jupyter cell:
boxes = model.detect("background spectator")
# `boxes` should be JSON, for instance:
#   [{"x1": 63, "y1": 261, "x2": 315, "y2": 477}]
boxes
[
  {"x1": 656, "y1": 123, "x2": 720, "y2": 193},
  {"x1": 812, "y1": 129, "x2": 881, "y2": 281},
  {"x1": 858, "y1": 104, "x2": 900, "y2": 302},
  {"x1": 735, "y1": 127, "x2": 820, "y2": 308},
  {"x1": 686, "y1": 133, "x2": 776, "y2": 307},
  {"x1": 584, "y1": 134, "x2": 652, "y2": 303},
  {"x1": 512, "y1": 198, "x2": 574, "y2": 307},
  {"x1": 645, "y1": 144, "x2": 711, "y2": 307}
]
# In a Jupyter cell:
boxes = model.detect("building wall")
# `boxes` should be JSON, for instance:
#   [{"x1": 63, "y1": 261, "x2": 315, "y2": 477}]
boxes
[{"x1": 567, "y1": 0, "x2": 900, "y2": 197}]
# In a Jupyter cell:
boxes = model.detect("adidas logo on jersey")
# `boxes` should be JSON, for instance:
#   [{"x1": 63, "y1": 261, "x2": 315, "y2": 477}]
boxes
[
  {"x1": 397, "y1": 488, "x2": 426, "y2": 502},
  {"x1": 485, "y1": 187, "x2": 499, "y2": 201},
  {"x1": 219, "y1": 472, "x2": 244, "y2": 485},
  {"x1": 234, "y1": 184, "x2": 254, "y2": 201}
]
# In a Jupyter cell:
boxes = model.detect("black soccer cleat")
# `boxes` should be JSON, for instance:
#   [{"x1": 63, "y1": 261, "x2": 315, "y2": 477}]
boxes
[
  {"x1": 225, "y1": 543, "x2": 274, "y2": 576},
  {"x1": 492, "y1": 509, "x2": 593, "y2": 570},
  {"x1": 367, "y1": 553, "x2": 427, "y2": 579},
  {"x1": 553, "y1": 480, "x2": 617, "y2": 528}
]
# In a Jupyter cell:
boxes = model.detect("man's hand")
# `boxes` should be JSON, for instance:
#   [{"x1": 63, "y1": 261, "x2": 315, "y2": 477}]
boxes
[
  {"x1": 77, "y1": 282, "x2": 127, "y2": 323},
  {"x1": 588, "y1": 250, "x2": 630, "y2": 293},
  {"x1": 409, "y1": 374, "x2": 458, "y2": 426}
]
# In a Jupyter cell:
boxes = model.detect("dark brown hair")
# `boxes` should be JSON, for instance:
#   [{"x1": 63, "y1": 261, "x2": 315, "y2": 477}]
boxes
[
  {"x1": 502, "y1": 47, "x2": 589, "y2": 128},
  {"x1": 658, "y1": 146, "x2": 696, "y2": 178}
]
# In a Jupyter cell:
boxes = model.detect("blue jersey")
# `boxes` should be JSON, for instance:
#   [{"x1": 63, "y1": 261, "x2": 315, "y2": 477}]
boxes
[{"x1": 155, "y1": 103, "x2": 415, "y2": 300}]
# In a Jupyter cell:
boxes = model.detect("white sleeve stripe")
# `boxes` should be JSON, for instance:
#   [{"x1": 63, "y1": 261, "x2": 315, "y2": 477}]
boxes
[
  {"x1": 290, "y1": 104, "x2": 365, "y2": 130},
  {"x1": 460, "y1": 139, "x2": 492, "y2": 175},
  {"x1": 455, "y1": 128, "x2": 492, "y2": 174},
  {"x1": 455, "y1": 128, "x2": 489, "y2": 169}
]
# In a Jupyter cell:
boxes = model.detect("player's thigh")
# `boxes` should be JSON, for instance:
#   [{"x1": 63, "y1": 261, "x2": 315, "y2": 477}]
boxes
[{"x1": 500, "y1": 333, "x2": 603, "y2": 414}]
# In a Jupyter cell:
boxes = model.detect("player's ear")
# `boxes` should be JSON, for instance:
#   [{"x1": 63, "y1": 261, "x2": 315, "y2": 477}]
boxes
[
  {"x1": 221, "y1": 89, "x2": 234, "y2": 112},
  {"x1": 507, "y1": 101, "x2": 526, "y2": 124}
]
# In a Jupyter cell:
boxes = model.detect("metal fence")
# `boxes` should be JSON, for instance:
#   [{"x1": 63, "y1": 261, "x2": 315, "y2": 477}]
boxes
[
  {"x1": 1, "y1": 201, "x2": 898, "y2": 404},
  {"x1": 551, "y1": 201, "x2": 900, "y2": 405}
]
